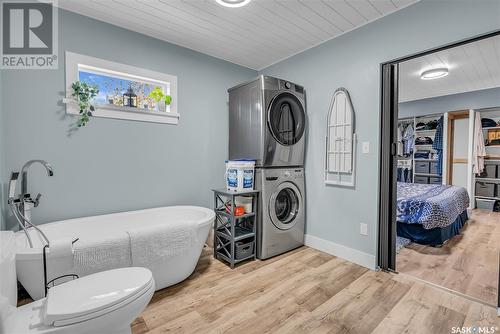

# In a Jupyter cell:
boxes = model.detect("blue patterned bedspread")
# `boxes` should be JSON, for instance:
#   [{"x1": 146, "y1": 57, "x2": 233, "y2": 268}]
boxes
[{"x1": 397, "y1": 182, "x2": 469, "y2": 229}]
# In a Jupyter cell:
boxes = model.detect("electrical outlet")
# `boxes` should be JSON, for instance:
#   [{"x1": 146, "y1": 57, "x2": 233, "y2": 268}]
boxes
[
  {"x1": 360, "y1": 223, "x2": 368, "y2": 236},
  {"x1": 362, "y1": 141, "x2": 370, "y2": 154}
]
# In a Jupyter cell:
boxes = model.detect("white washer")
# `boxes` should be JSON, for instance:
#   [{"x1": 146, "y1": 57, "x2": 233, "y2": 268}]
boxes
[{"x1": 255, "y1": 168, "x2": 305, "y2": 259}]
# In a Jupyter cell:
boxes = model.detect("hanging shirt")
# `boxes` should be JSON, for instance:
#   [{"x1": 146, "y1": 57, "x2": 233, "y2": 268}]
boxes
[
  {"x1": 403, "y1": 123, "x2": 414, "y2": 156},
  {"x1": 397, "y1": 124, "x2": 404, "y2": 156},
  {"x1": 432, "y1": 116, "x2": 444, "y2": 176}
]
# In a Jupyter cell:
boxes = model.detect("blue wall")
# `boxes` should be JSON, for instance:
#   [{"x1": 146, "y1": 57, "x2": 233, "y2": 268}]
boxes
[
  {"x1": 2, "y1": 0, "x2": 499, "y2": 265},
  {"x1": 399, "y1": 87, "x2": 500, "y2": 118},
  {"x1": 261, "y1": 0, "x2": 500, "y2": 259},
  {"x1": 0, "y1": 69, "x2": 4, "y2": 230},
  {"x1": 0, "y1": 9, "x2": 255, "y2": 229}
]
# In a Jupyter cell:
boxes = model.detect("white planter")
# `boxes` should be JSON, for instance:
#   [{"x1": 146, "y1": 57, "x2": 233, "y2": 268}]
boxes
[{"x1": 156, "y1": 101, "x2": 166, "y2": 112}]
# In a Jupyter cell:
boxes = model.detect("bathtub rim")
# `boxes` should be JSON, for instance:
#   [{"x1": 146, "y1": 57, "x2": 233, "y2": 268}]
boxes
[{"x1": 15, "y1": 205, "x2": 215, "y2": 260}]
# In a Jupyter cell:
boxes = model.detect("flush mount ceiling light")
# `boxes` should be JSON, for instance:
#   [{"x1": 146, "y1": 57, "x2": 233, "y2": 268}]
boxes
[
  {"x1": 215, "y1": 0, "x2": 251, "y2": 8},
  {"x1": 420, "y1": 67, "x2": 449, "y2": 80}
]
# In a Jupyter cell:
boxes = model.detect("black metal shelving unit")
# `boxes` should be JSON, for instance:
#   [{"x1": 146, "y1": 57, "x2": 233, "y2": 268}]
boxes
[{"x1": 212, "y1": 188, "x2": 259, "y2": 268}]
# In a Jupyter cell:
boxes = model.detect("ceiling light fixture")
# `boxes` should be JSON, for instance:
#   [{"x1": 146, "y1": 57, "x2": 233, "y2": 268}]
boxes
[
  {"x1": 420, "y1": 67, "x2": 449, "y2": 80},
  {"x1": 215, "y1": 0, "x2": 251, "y2": 8}
]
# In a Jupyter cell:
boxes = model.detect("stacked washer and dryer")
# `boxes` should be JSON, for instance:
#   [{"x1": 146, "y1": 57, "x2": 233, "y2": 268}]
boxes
[{"x1": 228, "y1": 75, "x2": 307, "y2": 260}]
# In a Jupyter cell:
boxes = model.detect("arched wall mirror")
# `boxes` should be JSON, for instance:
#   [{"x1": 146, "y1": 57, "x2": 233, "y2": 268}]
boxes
[{"x1": 325, "y1": 88, "x2": 357, "y2": 187}]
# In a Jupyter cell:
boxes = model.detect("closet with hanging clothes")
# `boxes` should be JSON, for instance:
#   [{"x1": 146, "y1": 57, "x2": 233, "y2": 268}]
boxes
[
  {"x1": 397, "y1": 114, "x2": 445, "y2": 184},
  {"x1": 413, "y1": 114, "x2": 444, "y2": 184}
]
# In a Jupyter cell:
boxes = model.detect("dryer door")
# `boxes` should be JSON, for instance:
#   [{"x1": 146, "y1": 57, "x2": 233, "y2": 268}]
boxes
[
  {"x1": 267, "y1": 92, "x2": 306, "y2": 146},
  {"x1": 269, "y1": 182, "x2": 302, "y2": 230}
]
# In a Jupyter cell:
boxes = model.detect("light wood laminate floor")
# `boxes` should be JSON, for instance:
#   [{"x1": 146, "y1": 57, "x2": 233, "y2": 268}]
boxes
[
  {"x1": 397, "y1": 209, "x2": 500, "y2": 306},
  {"x1": 132, "y1": 246, "x2": 499, "y2": 334}
]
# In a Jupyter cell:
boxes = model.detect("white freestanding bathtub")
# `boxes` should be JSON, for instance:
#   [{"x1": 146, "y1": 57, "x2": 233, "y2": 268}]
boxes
[{"x1": 15, "y1": 206, "x2": 214, "y2": 300}]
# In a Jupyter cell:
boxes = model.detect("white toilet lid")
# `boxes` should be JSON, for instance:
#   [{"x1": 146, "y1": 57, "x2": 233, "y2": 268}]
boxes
[{"x1": 43, "y1": 267, "x2": 153, "y2": 326}]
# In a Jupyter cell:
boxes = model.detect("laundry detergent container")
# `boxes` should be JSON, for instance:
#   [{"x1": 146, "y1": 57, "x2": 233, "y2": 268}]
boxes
[{"x1": 225, "y1": 160, "x2": 255, "y2": 191}]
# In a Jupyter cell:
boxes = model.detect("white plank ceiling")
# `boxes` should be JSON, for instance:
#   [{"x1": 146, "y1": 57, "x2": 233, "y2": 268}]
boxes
[
  {"x1": 399, "y1": 34, "x2": 500, "y2": 102},
  {"x1": 58, "y1": 0, "x2": 419, "y2": 70}
]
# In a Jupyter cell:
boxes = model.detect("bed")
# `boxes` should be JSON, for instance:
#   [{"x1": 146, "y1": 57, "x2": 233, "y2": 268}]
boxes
[{"x1": 397, "y1": 182, "x2": 470, "y2": 246}]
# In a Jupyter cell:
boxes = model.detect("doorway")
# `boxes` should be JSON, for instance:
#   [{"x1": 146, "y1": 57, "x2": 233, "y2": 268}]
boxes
[
  {"x1": 446, "y1": 111, "x2": 473, "y2": 194},
  {"x1": 378, "y1": 30, "x2": 500, "y2": 309}
]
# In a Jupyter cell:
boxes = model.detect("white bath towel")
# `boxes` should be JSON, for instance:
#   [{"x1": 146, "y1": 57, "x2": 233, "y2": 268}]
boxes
[
  {"x1": 46, "y1": 239, "x2": 74, "y2": 285},
  {"x1": 73, "y1": 234, "x2": 132, "y2": 277},
  {"x1": 127, "y1": 222, "x2": 197, "y2": 269}
]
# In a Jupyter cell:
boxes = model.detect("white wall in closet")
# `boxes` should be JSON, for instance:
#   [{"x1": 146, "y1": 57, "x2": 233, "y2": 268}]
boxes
[{"x1": 452, "y1": 118, "x2": 470, "y2": 190}]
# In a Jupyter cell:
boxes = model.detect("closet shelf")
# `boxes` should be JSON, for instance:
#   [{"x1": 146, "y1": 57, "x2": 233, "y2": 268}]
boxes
[
  {"x1": 414, "y1": 172, "x2": 441, "y2": 177},
  {"x1": 475, "y1": 195, "x2": 500, "y2": 200},
  {"x1": 414, "y1": 159, "x2": 437, "y2": 162},
  {"x1": 476, "y1": 177, "x2": 500, "y2": 183},
  {"x1": 482, "y1": 127, "x2": 500, "y2": 130},
  {"x1": 415, "y1": 145, "x2": 436, "y2": 149}
]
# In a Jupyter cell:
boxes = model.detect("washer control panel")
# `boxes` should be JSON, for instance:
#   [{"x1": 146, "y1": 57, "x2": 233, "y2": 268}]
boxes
[
  {"x1": 264, "y1": 168, "x2": 304, "y2": 182},
  {"x1": 292, "y1": 169, "x2": 304, "y2": 179}
]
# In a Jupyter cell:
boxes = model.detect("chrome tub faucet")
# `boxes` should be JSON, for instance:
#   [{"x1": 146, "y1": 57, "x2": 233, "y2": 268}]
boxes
[
  {"x1": 8, "y1": 160, "x2": 54, "y2": 247},
  {"x1": 20, "y1": 160, "x2": 54, "y2": 221}
]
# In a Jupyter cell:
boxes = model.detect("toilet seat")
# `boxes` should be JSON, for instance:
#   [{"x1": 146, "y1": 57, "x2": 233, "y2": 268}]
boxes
[{"x1": 43, "y1": 267, "x2": 153, "y2": 327}]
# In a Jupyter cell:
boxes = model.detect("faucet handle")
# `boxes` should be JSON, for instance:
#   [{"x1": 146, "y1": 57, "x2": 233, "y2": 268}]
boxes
[{"x1": 34, "y1": 193, "x2": 42, "y2": 207}]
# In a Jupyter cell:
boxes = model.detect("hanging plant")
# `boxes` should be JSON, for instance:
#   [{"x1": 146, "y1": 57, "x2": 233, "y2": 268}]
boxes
[{"x1": 71, "y1": 81, "x2": 99, "y2": 127}]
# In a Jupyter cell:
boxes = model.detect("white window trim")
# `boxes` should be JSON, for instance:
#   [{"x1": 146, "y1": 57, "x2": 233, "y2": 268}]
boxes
[{"x1": 64, "y1": 51, "x2": 178, "y2": 125}]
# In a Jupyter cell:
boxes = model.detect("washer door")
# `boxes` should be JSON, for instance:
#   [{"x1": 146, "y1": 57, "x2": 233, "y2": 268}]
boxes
[
  {"x1": 267, "y1": 92, "x2": 306, "y2": 146},
  {"x1": 269, "y1": 182, "x2": 302, "y2": 230}
]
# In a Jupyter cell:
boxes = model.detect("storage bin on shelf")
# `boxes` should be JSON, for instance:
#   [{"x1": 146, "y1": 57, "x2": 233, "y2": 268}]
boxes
[
  {"x1": 415, "y1": 161, "x2": 430, "y2": 174},
  {"x1": 477, "y1": 164, "x2": 498, "y2": 179},
  {"x1": 429, "y1": 161, "x2": 439, "y2": 175},
  {"x1": 475, "y1": 181, "x2": 496, "y2": 197},
  {"x1": 476, "y1": 198, "x2": 496, "y2": 211},
  {"x1": 429, "y1": 176, "x2": 442, "y2": 184},
  {"x1": 414, "y1": 176, "x2": 429, "y2": 184},
  {"x1": 235, "y1": 239, "x2": 254, "y2": 260}
]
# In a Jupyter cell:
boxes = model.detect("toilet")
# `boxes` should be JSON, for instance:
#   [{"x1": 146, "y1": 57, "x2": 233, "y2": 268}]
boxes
[{"x1": 0, "y1": 231, "x2": 155, "y2": 334}]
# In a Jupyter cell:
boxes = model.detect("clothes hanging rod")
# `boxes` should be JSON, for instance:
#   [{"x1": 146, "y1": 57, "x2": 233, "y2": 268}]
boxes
[
  {"x1": 476, "y1": 106, "x2": 500, "y2": 113},
  {"x1": 399, "y1": 112, "x2": 444, "y2": 120},
  {"x1": 415, "y1": 112, "x2": 443, "y2": 118}
]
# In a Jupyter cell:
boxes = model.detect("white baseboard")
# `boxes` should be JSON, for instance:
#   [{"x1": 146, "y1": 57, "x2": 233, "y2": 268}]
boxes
[{"x1": 304, "y1": 234, "x2": 377, "y2": 270}]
